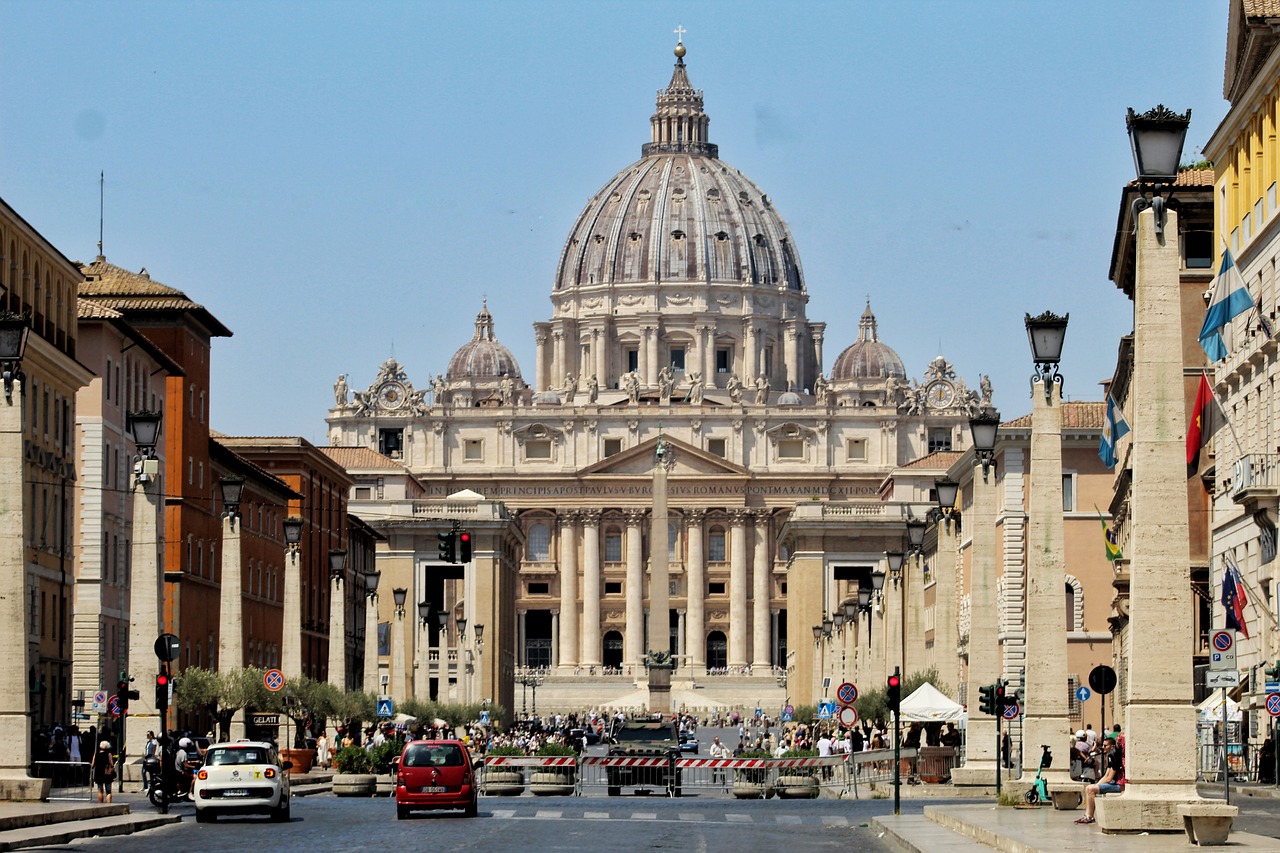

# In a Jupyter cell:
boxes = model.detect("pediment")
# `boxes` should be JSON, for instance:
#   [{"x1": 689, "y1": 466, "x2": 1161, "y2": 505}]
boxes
[{"x1": 578, "y1": 435, "x2": 748, "y2": 478}]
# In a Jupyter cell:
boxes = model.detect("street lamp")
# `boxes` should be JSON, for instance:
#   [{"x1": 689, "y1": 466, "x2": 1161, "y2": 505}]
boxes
[
  {"x1": 418, "y1": 600, "x2": 432, "y2": 626},
  {"x1": 474, "y1": 623, "x2": 484, "y2": 654},
  {"x1": 885, "y1": 551, "x2": 905, "y2": 586},
  {"x1": 329, "y1": 549, "x2": 347, "y2": 583},
  {"x1": 969, "y1": 408, "x2": 1001, "y2": 481},
  {"x1": 456, "y1": 616, "x2": 467, "y2": 640},
  {"x1": 283, "y1": 517, "x2": 304, "y2": 553},
  {"x1": 1126, "y1": 105, "x2": 1191, "y2": 236},
  {"x1": 1024, "y1": 312, "x2": 1069, "y2": 402},
  {"x1": 0, "y1": 311, "x2": 30, "y2": 401},
  {"x1": 219, "y1": 476, "x2": 245, "y2": 521},
  {"x1": 906, "y1": 517, "x2": 927, "y2": 557},
  {"x1": 126, "y1": 410, "x2": 162, "y2": 460},
  {"x1": 392, "y1": 587, "x2": 407, "y2": 617},
  {"x1": 934, "y1": 477, "x2": 960, "y2": 531}
]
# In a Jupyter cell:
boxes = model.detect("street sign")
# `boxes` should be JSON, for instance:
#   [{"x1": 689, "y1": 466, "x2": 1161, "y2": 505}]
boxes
[
  {"x1": 781, "y1": 712, "x2": 793, "y2": 722},
  {"x1": 250, "y1": 713, "x2": 281, "y2": 726},
  {"x1": 836, "y1": 682, "x2": 858, "y2": 706},
  {"x1": 1088, "y1": 665, "x2": 1118, "y2": 696},
  {"x1": 377, "y1": 697, "x2": 394, "y2": 718},
  {"x1": 91, "y1": 690, "x2": 107, "y2": 714},
  {"x1": 1002, "y1": 701, "x2": 1020, "y2": 720},
  {"x1": 1206, "y1": 669, "x2": 1242, "y2": 689},
  {"x1": 1267, "y1": 681, "x2": 1280, "y2": 695},
  {"x1": 154, "y1": 632, "x2": 181, "y2": 662},
  {"x1": 817, "y1": 701, "x2": 835, "y2": 719},
  {"x1": 1267, "y1": 694, "x2": 1280, "y2": 718},
  {"x1": 782, "y1": 704, "x2": 795, "y2": 717},
  {"x1": 838, "y1": 706, "x2": 858, "y2": 727},
  {"x1": 264, "y1": 669, "x2": 285, "y2": 692},
  {"x1": 479, "y1": 710, "x2": 490, "y2": 726},
  {"x1": 1210, "y1": 630, "x2": 1236, "y2": 671},
  {"x1": 108, "y1": 695, "x2": 121, "y2": 717},
  {"x1": 1076, "y1": 686, "x2": 1092, "y2": 704}
]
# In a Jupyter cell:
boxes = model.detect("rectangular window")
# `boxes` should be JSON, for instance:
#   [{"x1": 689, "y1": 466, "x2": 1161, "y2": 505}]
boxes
[
  {"x1": 527, "y1": 582, "x2": 549, "y2": 595},
  {"x1": 670, "y1": 348, "x2": 686, "y2": 371},
  {"x1": 709, "y1": 582, "x2": 726, "y2": 595},
  {"x1": 605, "y1": 532, "x2": 623, "y2": 562},
  {"x1": 525, "y1": 440, "x2": 552, "y2": 460},
  {"x1": 605, "y1": 581, "x2": 623, "y2": 595},
  {"x1": 716, "y1": 348, "x2": 731, "y2": 373},
  {"x1": 927, "y1": 427, "x2": 952, "y2": 453},
  {"x1": 1184, "y1": 230, "x2": 1212, "y2": 269},
  {"x1": 626, "y1": 349, "x2": 639, "y2": 373},
  {"x1": 846, "y1": 438, "x2": 867, "y2": 461},
  {"x1": 604, "y1": 438, "x2": 623, "y2": 457},
  {"x1": 464, "y1": 439, "x2": 483, "y2": 460},
  {"x1": 1062, "y1": 473, "x2": 1076, "y2": 512},
  {"x1": 777, "y1": 439, "x2": 804, "y2": 459},
  {"x1": 707, "y1": 438, "x2": 726, "y2": 458},
  {"x1": 763, "y1": 346, "x2": 773, "y2": 377},
  {"x1": 354, "y1": 487, "x2": 372, "y2": 499}
]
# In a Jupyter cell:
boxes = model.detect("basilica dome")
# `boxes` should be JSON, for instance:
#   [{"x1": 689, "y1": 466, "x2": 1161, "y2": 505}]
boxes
[
  {"x1": 553, "y1": 48, "x2": 804, "y2": 294},
  {"x1": 830, "y1": 303, "x2": 906, "y2": 382},
  {"x1": 446, "y1": 302, "x2": 523, "y2": 381}
]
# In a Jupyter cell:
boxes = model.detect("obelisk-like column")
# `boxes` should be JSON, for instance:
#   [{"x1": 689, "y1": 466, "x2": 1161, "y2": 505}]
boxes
[{"x1": 650, "y1": 440, "x2": 672, "y2": 656}]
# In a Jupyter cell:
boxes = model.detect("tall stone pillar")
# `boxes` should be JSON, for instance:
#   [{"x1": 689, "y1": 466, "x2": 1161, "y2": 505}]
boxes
[
  {"x1": 535, "y1": 330, "x2": 548, "y2": 392},
  {"x1": 784, "y1": 327, "x2": 799, "y2": 392},
  {"x1": 553, "y1": 331, "x2": 565, "y2": 386},
  {"x1": 646, "y1": 325, "x2": 660, "y2": 386},
  {"x1": 363, "y1": 592, "x2": 380, "y2": 694},
  {"x1": 933, "y1": 519, "x2": 960, "y2": 691},
  {"x1": 624, "y1": 509, "x2": 646, "y2": 667},
  {"x1": 581, "y1": 512, "x2": 601, "y2": 667},
  {"x1": 1022, "y1": 379, "x2": 1070, "y2": 783},
  {"x1": 328, "y1": 569, "x2": 347, "y2": 690},
  {"x1": 685, "y1": 511, "x2": 706, "y2": 672},
  {"x1": 414, "y1": 614, "x2": 430, "y2": 700},
  {"x1": 558, "y1": 513, "x2": 579, "y2": 669},
  {"x1": 126, "y1": 458, "x2": 163, "y2": 764},
  {"x1": 1097, "y1": 205, "x2": 1217, "y2": 829},
  {"x1": 549, "y1": 609, "x2": 559, "y2": 669},
  {"x1": 752, "y1": 510, "x2": 771, "y2": 666},
  {"x1": 391, "y1": 603, "x2": 409, "y2": 702},
  {"x1": 282, "y1": 547, "x2": 303, "y2": 678},
  {"x1": 700, "y1": 326, "x2": 715, "y2": 385},
  {"x1": 728, "y1": 510, "x2": 749, "y2": 668},
  {"x1": 953, "y1": 464, "x2": 1001, "y2": 786},
  {"x1": 650, "y1": 441, "x2": 672, "y2": 656},
  {"x1": 594, "y1": 328, "x2": 608, "y2": 389},
  {"x1": 218, "y1": 514, "x2": 244, "y2": 712}
]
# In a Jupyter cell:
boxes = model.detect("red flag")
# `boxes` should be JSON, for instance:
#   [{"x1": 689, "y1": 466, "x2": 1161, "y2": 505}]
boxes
[{"x1": 1187, "y1": 371, "x2": 1213, "y2": 473}]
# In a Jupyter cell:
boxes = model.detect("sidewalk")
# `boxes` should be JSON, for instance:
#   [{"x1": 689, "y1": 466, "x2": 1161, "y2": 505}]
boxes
[{"x1": 874, "y1": 801, "x2": 1280, "y2": 853}]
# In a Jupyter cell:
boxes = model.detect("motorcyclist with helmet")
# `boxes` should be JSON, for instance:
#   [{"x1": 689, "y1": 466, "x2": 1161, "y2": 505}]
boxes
[{"x1": 174, "y1": 737, "x2": 199, "y2": 798}]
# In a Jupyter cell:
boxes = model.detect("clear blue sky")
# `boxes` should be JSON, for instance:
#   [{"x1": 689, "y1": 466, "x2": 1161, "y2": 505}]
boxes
[{"x1": 1, "y1": 1, "x2": 1230, "y2": 442}]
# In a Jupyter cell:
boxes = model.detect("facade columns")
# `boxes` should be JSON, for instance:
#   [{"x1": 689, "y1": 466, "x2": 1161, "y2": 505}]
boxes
[
  {"x1": 752, "y1": 510, "x2": 771, "y2": 666},
  {"x1": 328, "y1": 572, "x2": 346, "y2": 690},
  {"x1": 933, "y1": 518, "x2": 960, "y2": 691},
  {"x1": 685, "y1": 511, "x2": 706, "y2": 672},
  {"x1": 728, "y1": 509, "x2": 749, "y2": 668},
  {"x1": 624, "y1": 509, "x2": 646, "y2": 666},
  {"x1": 700, "y1": 326, "x2": 715, "y2": 385},
  {"x1": 558, "y1": 513, "x2": 579, "y2": 669},
  {"x1": 644, "y1": 325, "x2": 659, "y2": 386},
  {"x1": 581, "y1": 512, "x2": 601, "y2": 667},
  {"x1": 391, "y1": 600, "x2": 409, "y2": 702},
  {"x1": 1097, "y1": 205, "x2": 1207, "y2": 829},
  {"x1": 651, "y1": 448, "x2": 672, "y2": 657},
  {"x1": 553, "y1": 331, "x2": 565, "y2": 386},
  {"x1": 549, "y1": 609, "x2": 559, "y2": 670},
  {"x1": 535, "y1": 330, "x2": 549, "y2": 392},
  {"x1": 282, "y1": 548, "x2": 302, "y2": 678},
  {"x1": 1022, "y1": 378, "x2": 1070, "y2": 783},
  {"x1": 517, "y1": 610, "x2": 527, "y2": 666},
  {"x1": 784, "y1": 327, "x2": 799, "y2": 392},
  {"x1": 363, "y1": 592, "x2": 380, "y2": 694}
]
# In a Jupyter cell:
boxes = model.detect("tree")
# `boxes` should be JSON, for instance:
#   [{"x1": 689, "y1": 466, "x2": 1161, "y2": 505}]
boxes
[
  {"x1": 854, "y1": 666, "x2": 949, "y2": 728},
  {"x1": 173, "y1": 667, "x2": 272, "y2": 741},
  {"x1": 263, "y1": 675, "x2": 340, "y2": 748}
]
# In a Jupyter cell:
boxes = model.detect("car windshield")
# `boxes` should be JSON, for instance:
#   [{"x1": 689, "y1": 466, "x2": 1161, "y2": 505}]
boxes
[
  {"x1": 206, "y1": 748, "x2": 266, "y2": 766},
  {"x1": 403, "y1": 744, "x2": 464, "y2": 768}
]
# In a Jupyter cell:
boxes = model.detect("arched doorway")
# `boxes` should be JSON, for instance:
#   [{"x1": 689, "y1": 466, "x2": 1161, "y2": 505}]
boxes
[
  {"x1": 603, "y1": 631, "x2": 624, "y2": 670},
  {"x1": 706, "y1": 631, "x2": 727, "y2": 671}
]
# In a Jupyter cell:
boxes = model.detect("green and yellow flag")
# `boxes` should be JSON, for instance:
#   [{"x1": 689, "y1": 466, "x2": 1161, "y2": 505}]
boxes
[{"x1": 1099, "y1": 511, "x2": 1121, "y2": 562}]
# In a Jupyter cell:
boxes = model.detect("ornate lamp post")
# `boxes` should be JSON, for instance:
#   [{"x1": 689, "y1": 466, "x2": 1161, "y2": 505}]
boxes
[
  {"x1": 280, "y1": 513, "x2": 304, "y2": 680},
  {"x1": 391, "y1": 587, "x2": 408, "y2": 701},
  {"x1": 362, "y1": 568, "x2": 381, "y2": 694},
  {"x1": 327, "y1": 550, "x2": 347, "y2": 689}
]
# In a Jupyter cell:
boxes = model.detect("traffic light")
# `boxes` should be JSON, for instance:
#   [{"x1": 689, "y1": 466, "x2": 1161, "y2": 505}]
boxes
[
  {"x1": 437, "y1": 529, "x2": 457, "y2": 563},
  {"x1": 995, "y1": 680, "x2": 1007, "y2": 713},
  {"x1": 886, "y1": 670, "x2": 901, "y2": 714},
  {"x1": 458, "y1": 530, "x2": 472, "y2": 563},
  {"x1": 117, "y1": 672, "x2": 137, "y2": 712},
  {"x1": 1266, "y1": 660, "x2": 1280, "y2": 681},
  {"x1": 155, "y1": 671, "x2": 170, "y2": 711},
  {"x1": 978, "y1": 682, "x2": 998, "y2": 715}
]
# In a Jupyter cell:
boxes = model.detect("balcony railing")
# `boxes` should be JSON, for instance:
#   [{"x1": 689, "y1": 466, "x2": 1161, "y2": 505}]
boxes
[{"x1": 1229, "y1": 454, "x2": 1280, "y2": 502}]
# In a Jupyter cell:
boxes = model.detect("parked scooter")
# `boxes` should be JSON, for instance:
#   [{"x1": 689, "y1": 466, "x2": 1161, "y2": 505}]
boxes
[{"x1": 1023, "y1": 744, "x2": 1053, "y2": 805}]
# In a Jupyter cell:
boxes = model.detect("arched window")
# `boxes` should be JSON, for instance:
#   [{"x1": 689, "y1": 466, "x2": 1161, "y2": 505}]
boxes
[
  {"x1": 1065, "y1": 581, "x2": 1075, "y2": 631},
  {"x1": 528, "y1": 523, "x2": 551, "y2": 561},
  {"x1": 706, "y1": 631, "x2": 728, "y2": 670},
  {"x1": 708, "y1": 526, "x2": 726, "y2": 562}
]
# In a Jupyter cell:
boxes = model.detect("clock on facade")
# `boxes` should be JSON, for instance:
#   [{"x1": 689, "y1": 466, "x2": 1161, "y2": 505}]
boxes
[
  {"x1": 378, "y1": 382, "x2": 407, "y2": 409},
  {"x1": 926, "y1": 380, "x2": 955, "y2": 409}
]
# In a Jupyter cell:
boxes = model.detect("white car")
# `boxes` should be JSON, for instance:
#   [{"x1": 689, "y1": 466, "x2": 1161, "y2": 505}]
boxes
[{"x1": 193, "y1": 741, "x2": 291, "y2": 823}]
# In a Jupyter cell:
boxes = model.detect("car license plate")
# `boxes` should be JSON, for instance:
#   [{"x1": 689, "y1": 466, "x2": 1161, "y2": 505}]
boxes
[
  {"x1": 222, "y1": 789, "x2": 250, "y2": 797},
  {"x1": 421, "y1": 786, "x2": 447, "y2": 793}
]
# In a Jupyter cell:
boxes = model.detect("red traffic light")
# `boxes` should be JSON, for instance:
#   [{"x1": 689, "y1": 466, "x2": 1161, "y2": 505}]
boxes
[
  {"x1": 887, "y1": 675, "x2": 900, "y2": 688},
  {"x1": 156, "y1": 673, "x2": 169, "y2": 687}
]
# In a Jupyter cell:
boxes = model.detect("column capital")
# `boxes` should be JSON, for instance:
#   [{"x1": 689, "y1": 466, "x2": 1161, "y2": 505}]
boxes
[
  {"x1": 728, "y1": 508, "x2": 751, "y2": 526},
  {"x1": 558, "y1": 510, "x2": 581, "y2": 527},
  {"x1": 684, "y1": 508, "x2": 707, "y2": 526},
  {"x1": 623, "y1": 508, "x2": 648, "y2": 526},
  {"x1": 751, "y1": 507, "x2": 772, "y2": 524},
  {"x1": 580, "y1": 509, "x2": 601, "y2": 526}
]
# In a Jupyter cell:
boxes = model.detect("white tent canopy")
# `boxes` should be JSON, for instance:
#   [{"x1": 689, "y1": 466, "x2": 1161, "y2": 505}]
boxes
[
  {"x1": 1197, "y1": 693, "x2": 1241, "y2": 722},
  {"x1": 899, "y1": 682, "x2": 964, "y2": 723}
]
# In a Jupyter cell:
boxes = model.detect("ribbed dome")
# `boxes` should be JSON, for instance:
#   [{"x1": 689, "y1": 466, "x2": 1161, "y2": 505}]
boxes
[
  {"x1": 831, "y1": 303, "x2": 906, "y2": 382},
  {"x1": 553, "y1": 51, "x2": 804, "y2": 294},
  {"x1": 446, "y1": 303, "x2": 523, "y2": 381}
]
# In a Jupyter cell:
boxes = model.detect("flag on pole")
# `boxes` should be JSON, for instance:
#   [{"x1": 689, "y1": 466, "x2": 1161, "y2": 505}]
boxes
[
  {"x1": 1099, "y1": 511, "x2": 1122, "y2": 562},
  {"x1": 1199, "y1": 248, "x2": 1253, "y2": 361},
  {"x1": 1187, "y1": 371, "x2": 1218, "y2": 476},
  {"x1": 1222, "y1": 554, "x2": 1249, "y2": 639},
  {"x1": 1255, "y1": 295, "x2": 1274, "y2": 339},
  {"x1": 1099, "y1": 394, "x2": 1130, "y2": 469}
]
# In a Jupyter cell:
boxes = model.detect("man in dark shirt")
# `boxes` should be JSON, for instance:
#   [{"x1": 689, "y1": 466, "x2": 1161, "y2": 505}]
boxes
[{"x1": 1077, "y1": 734, "x2": 1124, "y2": 824}]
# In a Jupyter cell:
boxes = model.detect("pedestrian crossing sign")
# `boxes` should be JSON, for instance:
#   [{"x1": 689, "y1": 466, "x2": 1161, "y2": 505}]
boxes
[{"x1": 377, "y1": 697, "x2": 394, "y2": 718}]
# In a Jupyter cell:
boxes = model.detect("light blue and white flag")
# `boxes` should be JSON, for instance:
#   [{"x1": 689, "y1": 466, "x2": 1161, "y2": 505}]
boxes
[
  {"x1": 1199, "y1": 248, "x2": 1253, "y2": 361},
  {"x1": 1099, "y1": 394, "x2": 1130, "y2": 469}
]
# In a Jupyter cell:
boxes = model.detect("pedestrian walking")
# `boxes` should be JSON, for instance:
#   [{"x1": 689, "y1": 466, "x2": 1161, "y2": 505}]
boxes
[{"x1": 91, "y1": 741, "x2": 114, "y2": 804}]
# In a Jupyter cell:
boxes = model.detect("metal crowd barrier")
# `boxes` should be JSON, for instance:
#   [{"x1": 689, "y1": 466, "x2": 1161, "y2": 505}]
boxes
[
  {"x1": 31, "y1": 761, "x2": 92, "y2": 801},
  {"x1": 849, "y1": 748, "x2": 919, "y2": 798}
]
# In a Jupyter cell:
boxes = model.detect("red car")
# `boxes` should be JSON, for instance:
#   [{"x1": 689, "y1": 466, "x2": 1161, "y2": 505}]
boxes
[{"x1": 394, "y1": 739, "x2": 479, "y2": 819}]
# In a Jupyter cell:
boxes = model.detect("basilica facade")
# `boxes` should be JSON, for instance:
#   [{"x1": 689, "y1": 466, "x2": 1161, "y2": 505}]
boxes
[{"x1": 325, "y1": 44, "x2": 987, "y2": 711}]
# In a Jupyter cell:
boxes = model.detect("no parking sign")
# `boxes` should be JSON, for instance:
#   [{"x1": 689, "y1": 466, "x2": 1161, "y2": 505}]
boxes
[{"x1": 1266, "y1": 694, "x2": 1280, "y2": 718}]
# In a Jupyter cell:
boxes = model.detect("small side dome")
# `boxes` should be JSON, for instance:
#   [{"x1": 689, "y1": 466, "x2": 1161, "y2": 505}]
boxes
[
  {"x1": 446, "y1": 302, "x2": 524, "y2": 381},
  {"x1": 778, "y1": 391, "x2": 803, "y2": 405},
  {"x1": 831, "y1": 302, "x2": 906, "y2": 382}
]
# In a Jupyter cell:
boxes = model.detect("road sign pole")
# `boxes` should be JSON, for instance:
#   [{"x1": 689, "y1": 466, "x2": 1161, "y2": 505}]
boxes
[
  {"x1": 892, "y1": 666, "x2": 901, "y2": 816},
  {"x1": 995, "y1": 685, "x2": 1002, "y2": 797},
  {"x1": 1222, "y1": 687, "x2": 1230, "y2": 805}
]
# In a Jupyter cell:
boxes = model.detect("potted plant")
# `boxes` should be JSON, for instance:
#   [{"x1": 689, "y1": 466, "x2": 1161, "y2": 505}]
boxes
[
  {"x1": 370, "y1": 739, "x2": 402, "y2": 796},
  {"x1": 481, "y1": 744, "x2": 526, "y2": 796},
  {"x1": 775, "y1": 748, "x2": 821, "y2": 799},
  {"x1": 732, "y1": 750, "x2": 775, "y2": 799},
  {"x1": 529, "y1": 742, "x2": 577, "y2": 796},
  {"x1": 331, "y1": 746, "x2": 376, "y2": 797}
]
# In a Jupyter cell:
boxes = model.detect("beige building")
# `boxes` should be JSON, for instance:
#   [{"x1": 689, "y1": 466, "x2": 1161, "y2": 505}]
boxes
[{"x1": 325, "y1": 45, "x2": 989, "y2": 712}]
